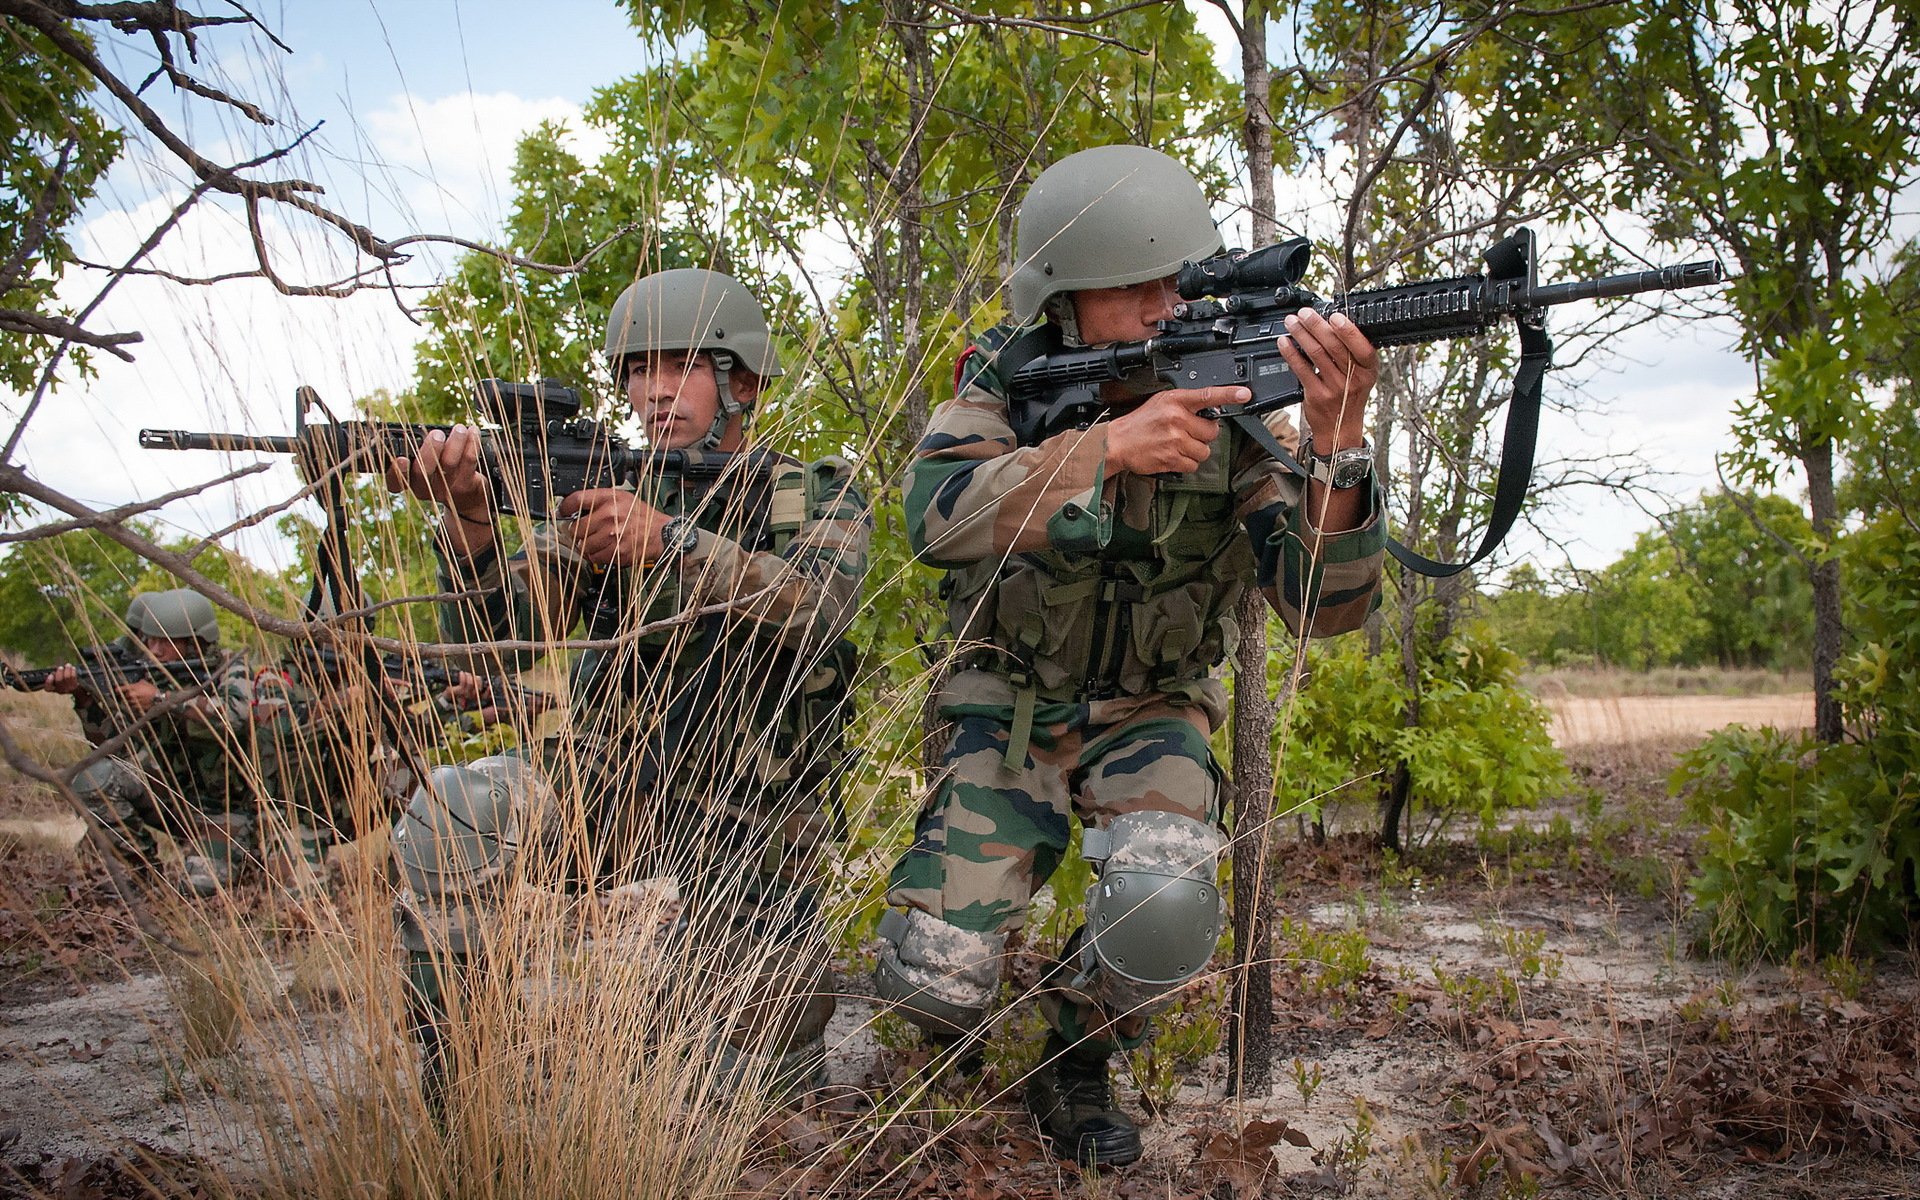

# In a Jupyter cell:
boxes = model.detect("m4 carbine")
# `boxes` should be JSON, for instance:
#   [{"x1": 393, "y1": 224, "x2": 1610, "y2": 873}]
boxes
[
  {"x1": 4, "y1": 647, "x2": 221, "y2": 694},
  {"x1": 1004, "y1": 227, "x2": 1726, "y2": 441},
  {"x1": 291, "y1": 644, "x2": 553, "y2": 715},
  {"x1": 140, "y1": 379, "x2": 784, "y2": 520}
]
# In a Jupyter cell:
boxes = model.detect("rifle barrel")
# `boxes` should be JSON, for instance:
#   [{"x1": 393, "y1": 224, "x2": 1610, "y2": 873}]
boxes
[
  {"x1": 140, "y1": 429, "x2": 300, "y2": 454},
  {"x1": 1526, "y1": 259, "x2": 1726, "y2": 308}
]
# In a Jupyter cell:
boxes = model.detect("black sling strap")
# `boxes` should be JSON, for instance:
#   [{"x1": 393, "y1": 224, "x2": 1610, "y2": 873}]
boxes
[{"x1": 1230, "y1": 318, "x2": 1553, "y2": 579}]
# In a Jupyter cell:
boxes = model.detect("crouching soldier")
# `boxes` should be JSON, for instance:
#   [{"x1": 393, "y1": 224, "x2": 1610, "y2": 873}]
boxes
[
  {"x1": 46, "y1": 588, "x2": 305, "y2": 896},
  {"x1": 384, "y1": 268, "x2": 870, "y2": 1106},
  {"x1": 874, "y1": 145, "x2": 1385, "y2": 1167}
]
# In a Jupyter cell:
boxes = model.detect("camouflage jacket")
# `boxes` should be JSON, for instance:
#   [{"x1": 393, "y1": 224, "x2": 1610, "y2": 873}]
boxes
[
  {"x1": 911, "y1": 323, "x2": 1385, "y2": 729},
  {"x1": 75, "y1": 649, "x2": 303, "y2": 811},
  {"x1": 436, "y1": 450, "x2": 870, "y2": 802}
]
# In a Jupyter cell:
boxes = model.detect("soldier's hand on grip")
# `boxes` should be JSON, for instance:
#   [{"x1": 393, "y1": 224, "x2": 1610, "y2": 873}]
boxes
[
  {"x1": 1103, "y1": 386, "x2": 1243, "y2": 477},
  {"x1": 555, "y1": 489, "x2": 672, "y2": 567}
]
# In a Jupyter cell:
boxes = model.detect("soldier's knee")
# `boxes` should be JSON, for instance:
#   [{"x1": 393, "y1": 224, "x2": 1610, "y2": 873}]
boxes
[
  {"x1": 391, "y1": 756, "x2": 552, "y2": 956},
  {"x1": 1077, "y1": 811, "x2": 1225, "y2": 1018},
  {"x1": 873, "y1": 907, "x2": 1007, "y2": 1039},
  {"x1": 71, "y1": 758, "x2": 146, "y2": 822}
]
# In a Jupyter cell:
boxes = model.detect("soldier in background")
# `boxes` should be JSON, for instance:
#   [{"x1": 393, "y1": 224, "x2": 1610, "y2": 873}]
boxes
[
  {"x1": 46, "y1": 588, "x2": 306, "y2": 896},
  {"x1": 873, "y1": 145, "x2": 1385, "y2": 1167},
  {"x1": 383, "y1": 268, "x2": 870, "y2": 1104}
]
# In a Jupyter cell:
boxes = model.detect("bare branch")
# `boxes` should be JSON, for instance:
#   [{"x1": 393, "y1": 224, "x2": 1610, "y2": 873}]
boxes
[
  {"x1": 0, "y1": 459, "x2": 273, "y2": 545},
  {"x1": 0, "y1": 462, "x2": 787, "y2": 659},
  {"x1": 0, "y1": 307, "x2": 141, "y2": 357}
]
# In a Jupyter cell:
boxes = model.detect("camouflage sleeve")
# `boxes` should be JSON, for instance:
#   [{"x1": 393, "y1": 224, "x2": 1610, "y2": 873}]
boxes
[
  {"x1": 434, "y1": 527, "x2": 583, "y2": 669},
  {"x1": 1232, "y1": 411, "x2": 1385, "y2": 637},
  {"x1": 907, "y1": 375, "x2": 1112, "y2": 568},
  {"x1": 676, "y1": 456, "x2": 871, "y2": 654}
]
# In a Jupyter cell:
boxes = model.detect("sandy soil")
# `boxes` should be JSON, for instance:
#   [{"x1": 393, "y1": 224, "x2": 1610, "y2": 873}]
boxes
[
  {"x1": 2, "y1": 692, "x2": 1911, "y2": 1199},
  {"x1": 1543, "y1": 692, "x2": 1812, "y2": 746}
]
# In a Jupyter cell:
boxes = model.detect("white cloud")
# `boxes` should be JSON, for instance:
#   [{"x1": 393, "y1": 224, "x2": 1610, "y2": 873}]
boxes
[{"x1": 360, "y1": 91, "x2": 611, "y2": 244}]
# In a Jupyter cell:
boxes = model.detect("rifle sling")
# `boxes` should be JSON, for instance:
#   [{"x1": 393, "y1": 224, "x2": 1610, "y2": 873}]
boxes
[{"x1": 1230, "y1": 317, "x2": 1551, "y2": 580}]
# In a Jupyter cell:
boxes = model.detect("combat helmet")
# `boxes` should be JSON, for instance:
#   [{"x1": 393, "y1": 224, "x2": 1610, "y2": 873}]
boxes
[
  {"x1": 605, "y1": 268, "x2": 783, "y2": 449},
  {"x1": 126, "y1": 589, "x2": 219, "y2": 645},
  {"x1": 1009, "y1": 144, "x2": 1225, "y2": 325}
]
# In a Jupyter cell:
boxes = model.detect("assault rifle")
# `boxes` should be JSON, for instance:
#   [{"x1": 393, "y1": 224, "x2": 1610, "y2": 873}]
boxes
[
  {"x1": 996, "y1": 227, "x2": 1725, "y2": 575},
  {"x1": 140, "y1": 379, "x2": 784, "y2": 521},
  {"x1": 3, "y1": 646, "x2": 221, "y2": 694},
  {"x1": 1006, "y1": 227, "x2": 1723, "y2": 436},
  {"x1": 290, "y1": 644, "x2": 553, "y2": 716}
]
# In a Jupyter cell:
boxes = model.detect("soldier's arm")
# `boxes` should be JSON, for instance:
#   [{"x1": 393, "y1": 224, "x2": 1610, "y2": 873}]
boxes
[
  {"x1": 1233, "y1": 411, "x2": 1385, "y2": 637},
  {"x1": 433, "y1": 524, "x2": 586, "y2": 666},
  {"x1": 908, "y1": 378, "x2": 1112, "y2": 569},
  {"x1": 676, "y1": 458, "x2": 872, "y2": 653}
]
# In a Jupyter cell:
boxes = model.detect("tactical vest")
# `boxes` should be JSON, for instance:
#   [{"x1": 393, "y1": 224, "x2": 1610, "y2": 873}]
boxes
[
  {"x1": 942, "y1": 325, "x2": 1257, "y2": 756},
  {"x1": 569, "y1": 454, "x2": 856, "y2": 804}
]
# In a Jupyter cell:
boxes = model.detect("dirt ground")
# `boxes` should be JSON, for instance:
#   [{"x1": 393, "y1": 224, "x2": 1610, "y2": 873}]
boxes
[{"x1": 2, "y1": 690, "x2": 1914, "y2": 1198}]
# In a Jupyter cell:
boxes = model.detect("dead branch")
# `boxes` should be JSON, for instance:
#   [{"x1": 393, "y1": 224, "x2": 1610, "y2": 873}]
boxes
[
  {"x1": 0, "y1": 710, "x2": 200, "y2": 954},
  {"x1": 0, "y1": 461, "x2": 785, "y2": 658},
  {"x1": 0, "y1": 460, "x2": 273, "y2": 546},
  {"x1": 0, "y1": 308, "x2": 141, "y2": 358}
]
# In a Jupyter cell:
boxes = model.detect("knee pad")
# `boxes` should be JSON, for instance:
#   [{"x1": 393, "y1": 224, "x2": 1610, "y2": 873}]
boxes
[
  {"x1": 392, "y1": 756, "x2": 552, "y2": 900},
  {"x1": 72, "y1": 757, "x2": 146, "y2": 810},
  {"x1": 1076, "y1": 811, "x2": 1225, "y2": 1018},
  {"x1": 873, "y1": 908, "x2": 1006, "y2": 1039}
]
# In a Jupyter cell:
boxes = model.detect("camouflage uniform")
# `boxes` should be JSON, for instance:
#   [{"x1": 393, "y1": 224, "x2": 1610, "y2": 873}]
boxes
[
  {"x1": 398, "y1": 448, "x2": 869, "y2": 1089},
  {"x1": 882, "y1": 324, "x2": 1385, "y2": 1054},
  {"x1": 74, "y1": 647, "x2": 305, "y2": 882}
]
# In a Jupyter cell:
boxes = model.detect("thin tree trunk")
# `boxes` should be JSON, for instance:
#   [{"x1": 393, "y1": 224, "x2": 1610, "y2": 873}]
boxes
[
  {"x1": 1226, "y1": 0, "x2": 1277, "y2": 1099},
  {"x1": 1802, "y1": 434, "x2": 1844, "y2": 742}
]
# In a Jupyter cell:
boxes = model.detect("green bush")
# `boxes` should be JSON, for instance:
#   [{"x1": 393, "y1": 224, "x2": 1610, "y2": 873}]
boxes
[
  {"x1": 1673, "y1": 509, "x2": 1920, "y2": 961},
  {"x1": 1276, "y1": 623, "x2": 1566, "y2": 844}
]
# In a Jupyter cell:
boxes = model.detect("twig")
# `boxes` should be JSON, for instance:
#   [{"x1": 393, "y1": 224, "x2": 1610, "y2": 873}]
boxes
[{"x1": 0, "y1": 461, "x2": 274, "y2": 546}]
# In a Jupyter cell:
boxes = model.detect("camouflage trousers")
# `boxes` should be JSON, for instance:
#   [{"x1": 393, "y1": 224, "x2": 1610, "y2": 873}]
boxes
[
  {"x1": 396, "y1": 737, "x2": 840, "y2": 1104},
  {"x1": 886, "y1": 673, "x2": 1225, "y2": 1055}
]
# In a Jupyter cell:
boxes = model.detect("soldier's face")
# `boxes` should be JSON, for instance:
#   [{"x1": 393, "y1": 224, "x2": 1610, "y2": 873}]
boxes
[
  {"x1": 141, "y1": 636, "x2": 190, "y2": 663},
  {"x1": 1070, "y1": 274, "x2": 1180, "y2": 345},
  {"x1": 625, "y1": 350, "x2": 757, "y2": 450}
]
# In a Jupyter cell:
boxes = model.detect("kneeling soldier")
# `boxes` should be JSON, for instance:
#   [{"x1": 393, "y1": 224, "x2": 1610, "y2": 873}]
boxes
[{"x1": 875, "y1": 145, "x2": 1385, "y2": 1167}]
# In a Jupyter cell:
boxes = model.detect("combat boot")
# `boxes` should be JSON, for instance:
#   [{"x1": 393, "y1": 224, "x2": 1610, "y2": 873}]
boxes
[{"x1": 1024, "y1": 1033, "x2": 1141, "y2": 1168}]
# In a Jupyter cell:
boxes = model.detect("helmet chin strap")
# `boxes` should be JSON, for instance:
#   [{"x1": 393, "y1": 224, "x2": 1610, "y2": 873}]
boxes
[{"x1": 701, "y1": 350, "x2": 744, "y2": 450}]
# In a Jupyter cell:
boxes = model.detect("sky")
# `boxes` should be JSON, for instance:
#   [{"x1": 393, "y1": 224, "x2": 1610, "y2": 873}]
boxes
[{"x1": 7, "y1": 0, "x2": 1772, "y2": 579}]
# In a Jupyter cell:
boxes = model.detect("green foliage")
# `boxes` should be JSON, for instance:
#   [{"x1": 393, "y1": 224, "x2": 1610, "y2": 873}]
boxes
[
  {"x1": 1484, "y1": 490, "x2": 1814, "y2": 670},
  {"x1": 0, "y1": 16, "x2": 125, "y2": 389},
  {"x1": 1277, "y1": 624, "x2": 1565, "y2": 843},
  {"x1": 1674, "y1": 389, "x2": 1920, "y2": 962},
  {"x1": 0, "y1": 521, "x2": 294, "y2": 661}
]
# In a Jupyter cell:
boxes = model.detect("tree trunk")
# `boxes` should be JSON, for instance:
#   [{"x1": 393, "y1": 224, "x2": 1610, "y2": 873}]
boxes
[
  {"x1": 1226, "y1": 0, "x2": 1278, "y2": 1099},
  {"x1": 1802, "y1": 433, "x2": 1845, "y2": 742}
]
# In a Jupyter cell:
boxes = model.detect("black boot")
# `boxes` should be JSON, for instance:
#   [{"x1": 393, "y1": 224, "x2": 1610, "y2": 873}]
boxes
[{"x1": 1025, "y1": 1033, "x2": 1142, "y2": 1168}]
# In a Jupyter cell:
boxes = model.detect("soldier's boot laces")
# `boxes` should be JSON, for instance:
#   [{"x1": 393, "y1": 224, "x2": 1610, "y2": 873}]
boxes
[{"x1": 1025, "y1": 1034, "x2": 1142, "y2": 1168}]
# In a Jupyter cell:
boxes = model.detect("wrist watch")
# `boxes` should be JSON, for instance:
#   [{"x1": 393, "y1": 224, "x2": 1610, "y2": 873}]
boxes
[
  {"x1": 656, "y1": 516, "x2": 700, "y2": 561},
  {"x1": 1301, "y1": 436, "x2": 1374, "y2": 490}
]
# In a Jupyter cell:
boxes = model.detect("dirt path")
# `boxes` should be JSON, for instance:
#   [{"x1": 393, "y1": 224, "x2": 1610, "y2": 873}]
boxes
[{"x1": 1543, "y1": 692, "x2": 1812, "y2": 746}]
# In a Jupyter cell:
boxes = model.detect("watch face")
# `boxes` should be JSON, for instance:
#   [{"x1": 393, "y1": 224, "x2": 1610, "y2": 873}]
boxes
[{"x1": 1329, "y1": 450, "x2": 1372, "y2": 489}]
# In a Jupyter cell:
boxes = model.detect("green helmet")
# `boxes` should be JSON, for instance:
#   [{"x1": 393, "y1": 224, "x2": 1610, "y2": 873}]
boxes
[
  {"x1": 603, "y1": 268, "x2": 784, "y2": 380},
  {"x1": 1009, "y1": 144, "x2": 1225, "y2": 324},
  {"x1": 126, "y1": 589, "x2": 219, "y2": 645}
]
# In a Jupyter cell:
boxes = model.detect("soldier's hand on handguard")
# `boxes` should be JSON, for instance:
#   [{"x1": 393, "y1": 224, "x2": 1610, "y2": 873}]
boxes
[
  {"x1": 554, "y1": 489, "x2": 672, "y2": 567},
  {"x1": 1103, "y1": 386, "x2": 1244, "y2": 477},
  {"x1": 385, "y1": 425, "x2": 494, "y2": 556},
  {"x1": 1278, "y1": 310, "x2": 1379, "y2": 444},
  {"x1": 44, "y1": 664, "x2": 82, "y2": 695},
  {"x1": 442, "y1": 671, "x2": 485, "y2": 711},
  {"x1": 116, "y1": 679, "x2": 162, "y2": 714}
]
